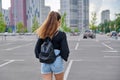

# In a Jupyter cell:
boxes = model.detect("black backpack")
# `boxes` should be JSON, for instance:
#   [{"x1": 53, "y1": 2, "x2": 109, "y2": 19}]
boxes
[{"x1": 39, "y1": 37, "x2": 59, "y2": 64}]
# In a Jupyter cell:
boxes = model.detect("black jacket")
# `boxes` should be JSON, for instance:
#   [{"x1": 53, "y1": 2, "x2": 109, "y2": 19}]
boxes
[{"x1": 34, "y1": 31, "x2": 70, "y2": 61}]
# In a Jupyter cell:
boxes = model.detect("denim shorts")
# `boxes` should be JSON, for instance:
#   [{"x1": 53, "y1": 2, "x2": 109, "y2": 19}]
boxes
[{"x1": 41, "y1": 50, "x2": 64, "y2": 74}]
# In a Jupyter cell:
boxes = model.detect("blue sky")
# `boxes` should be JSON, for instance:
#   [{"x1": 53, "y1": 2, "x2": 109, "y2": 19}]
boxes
[{"x1": 2, "y1": 0, "x2": 120, "y2": 24}]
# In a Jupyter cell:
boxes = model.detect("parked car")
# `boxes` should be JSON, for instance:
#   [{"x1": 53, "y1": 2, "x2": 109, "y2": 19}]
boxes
[
  {"x1": 110, "y1": 31, "x2": 118, "y2": 39},
  {"x1": 70, "y1": 32, "x2": 80, "y2": 36},
  {"x1": 106, "y1": 33, "x2": 111, "y2": 36},
  {"x1": 118, "y1": 32, "x2": 120, "y2": 37},
  {"x1": 83, "y1": 30, "x2": 96, "y2": 39}
]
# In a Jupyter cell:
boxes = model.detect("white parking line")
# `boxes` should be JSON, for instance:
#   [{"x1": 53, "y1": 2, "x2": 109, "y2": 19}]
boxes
[
  {"x1": 64, "y1": 60, "x2": 73, "y2": 80},
  {"x1": 75, "y1": 43, "x2": 79, "y2": 50},
  {"x1": 102, "y1": 42, "x2": 114, "y2": 50},
  {"x1": 104, "y1": 56, "x2": 120, "y2": 58},
  {"x1": 4, "y1": 59, "x2": 24, "y2": 61},
  {"x1": 64, "y1": 59, "x2": 83, "y2": 80},
  {"x1": 0, "y1": 59, "x2": 24, "y2": 68},
  {"x1": 5, "y1": 43, "x2": 32, "y2": 51},
  {"x1": 102, "y1": 51, "x2": 118, "y2": 53},
  {"x1": 0, "y1": 60, "x2": 15, "y2": 68}
]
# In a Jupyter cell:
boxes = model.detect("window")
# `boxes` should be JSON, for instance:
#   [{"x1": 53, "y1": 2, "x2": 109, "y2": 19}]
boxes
[
  {"x1": 26, "y1": 15, "x2": 28, "y2": 20},
  {"x1": 70, "y1": 20, "x2": 78, "y2": 24},
  {"x1": 70, "y1": 0, "x2": 78, "y2": 5},
  {"x1": 38, "y1": 12, "x2": 40, "y2": 17}
]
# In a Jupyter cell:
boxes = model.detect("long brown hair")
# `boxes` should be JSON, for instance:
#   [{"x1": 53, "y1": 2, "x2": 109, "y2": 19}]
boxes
[{"x1": 36, "y1": 11, "x2": 61, "y2": 39}]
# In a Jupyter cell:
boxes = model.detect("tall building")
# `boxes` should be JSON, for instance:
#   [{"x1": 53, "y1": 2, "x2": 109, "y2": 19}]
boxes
[
  {"x1": 2, "y1": 9, "x2": 10, "y2": 26},
  {"x1": 26, "y1": 0, "x2": 50, "y2": 32},
  {"x1": 101, "y1": 10, "x2": 110, "y2": 23},
  {"x1": 0, "y1": 0, "x2": 2, "y2": 12},
  {"x1": 60, "y1": 0, "x2": 89, "y2": 31},
  {"x1": 39, "y1": 0, "x2": 50, "y2": 25},
  {"x1": 10, "y1": 0, "x2": 50, "y2": 32},
  {"x1": 10, "y1": 0, "x2": 27, "y2": 32},
  {"x1": 26, "y1": 0, "x2": 41, "y2": 32}
]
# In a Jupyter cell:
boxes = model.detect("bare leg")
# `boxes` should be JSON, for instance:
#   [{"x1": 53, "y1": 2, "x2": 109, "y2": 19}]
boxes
[
  {"x1": 54, "y1": 72, "x2": 64, "y2": 80},
  {"x1": 42, "y1": 73, "x2": 53, "y2": 80}
]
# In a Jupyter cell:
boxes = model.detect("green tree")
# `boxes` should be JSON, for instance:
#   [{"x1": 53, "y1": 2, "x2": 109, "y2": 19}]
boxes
[
  {"x1": 17, "y1": 22, "x2": 26, "y2": 33},
  {"x1": 115, "y1": 13, "x2": 120, "y2": 32},
  {"x1": 74, "y1": 27, "x2": 79, "y2": 32},
  {"x1": 32, "y1": 17, "x2": 39, "y2": 32},
  {"x1": 89, "y1": 12, "x2": 97, "y2": 32},
  {"x1": 109, "y1": 20, "x2": 115, "y2": 31},
  {"x1": 101, "y1": 23, "x2": 105, "y2": 32},
  {"x1": 98, "y1": 20, "x2": 117, "y2": 33},
  {"x1": 0, "y1": 12, "x2": 6, "y2": 32},
  {"x1": 7, "y1": 27, "x2": 12, "y2": 33},
  {"x1": 104, "y1": 20, "x2": 110, "y2": 33},
  {"x1": 60, "y1": 13, "x2": 71, "y2": 32}
]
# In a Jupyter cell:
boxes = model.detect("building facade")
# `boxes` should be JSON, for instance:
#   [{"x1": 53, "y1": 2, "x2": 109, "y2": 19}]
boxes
[
  {"x1": 10, "y1": 0, "x2": 27, "y2": 32},
  {"x1": 0, "y1": 0, "x2": 2, "y2": 12},
  {"x1": 26, "y1": 0, "x2": 41, "y2": 32},
  {"x1": 39, "y1": 0, "x2": 50, "y2": 25},
  {"x1": 10, "y1": 0, "x2": 50, "y2": 32},
  {"x1": 2, "y1": 9, "x2": 10, "y2": 26},
  {"x1": 60, "y1": 0, "x2": 89, "y2": 31},
  {"x1": 101, "y1": 10, "x2": 110, "y2": 23},
  {"x1": 26, "y1": 0, "x2": 50, "y2": 32}
]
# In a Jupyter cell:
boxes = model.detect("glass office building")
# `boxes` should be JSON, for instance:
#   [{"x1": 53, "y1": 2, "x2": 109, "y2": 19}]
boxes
[
  {"x1": 26, "y1": 0, "x2": 50, "y2": 32},
  {"x1": 60, "y1": 0, "x2": 89, "y2": 31},
  {"x1": 101, "y1": 10, "x2": 110, "y2": 23},
  {"x1": 0, "y1": 0, "x2": 2, "y2": 12},
  {"x1": 10, "y1": 0, "x2": 50, "y2": 32}
]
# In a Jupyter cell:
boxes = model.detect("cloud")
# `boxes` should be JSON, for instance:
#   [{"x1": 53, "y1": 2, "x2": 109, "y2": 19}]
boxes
[
  {"x1": 89, "y1": 0, "x2": 103, "y2": 24},
  {"x1": 89, "y1": 3, "x2": 96, "y2": 12},
  {"x1": 100, "y1": 0, "x2": 120, "y2": 20},
  {"x1": 90, "y1": 0, "x2": 120, "y2": 24},
  {"x1": 2, "y1": 0, "x2": 11, "y2": 9},
  {"x1": 45, "y1": 0, "x2": 60, "y2": 11}
]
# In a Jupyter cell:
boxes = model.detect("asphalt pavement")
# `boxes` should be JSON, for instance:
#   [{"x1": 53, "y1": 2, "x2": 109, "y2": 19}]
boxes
[{"x1": 0, "y1": 34, "x2": 120, "y2": 80}]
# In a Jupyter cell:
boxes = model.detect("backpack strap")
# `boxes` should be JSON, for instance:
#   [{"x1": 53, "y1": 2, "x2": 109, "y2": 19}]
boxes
[
  {"x1": 52, "y1": 31, "x2": 59, "y2": 39},
  {"x1": 54, "y1": 31, "x2": 59, "y2": 36}
]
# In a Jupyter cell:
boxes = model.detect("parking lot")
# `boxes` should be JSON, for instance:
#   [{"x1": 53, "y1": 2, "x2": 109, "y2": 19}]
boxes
[{"x1": 0, "y1": 34, "x2": 120, "y2": 80}]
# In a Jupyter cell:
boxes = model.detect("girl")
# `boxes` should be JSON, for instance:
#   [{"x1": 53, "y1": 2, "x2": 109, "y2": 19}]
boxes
[{"x1": 34, "y1": 11, "x2": 70, "y2": 80}]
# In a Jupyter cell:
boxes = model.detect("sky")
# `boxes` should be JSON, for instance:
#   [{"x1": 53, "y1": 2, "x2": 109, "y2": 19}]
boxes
[
  {"x1": 90, "y1": 0, "x2": 120, "y2": 24},
  {"x1": 2, "y1": 0, "x2": 120, "y2": 24},
  {"x1": 2, "y1": 0, "x2": 11, "y2": 9}
]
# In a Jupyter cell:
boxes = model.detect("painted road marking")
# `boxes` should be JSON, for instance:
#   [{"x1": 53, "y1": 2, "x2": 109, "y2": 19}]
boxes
[
  {"x1": 104, "y1": 56, "x2": 120, "y2": 58},
  {"x1": 0, "y1": 60, "x2": 15, "y2": 68},
  {"x1": 0, "y1": 59, "x2": 24, "y2": 68},
  {"x1": 74, "y1": 36, "x2": 81, "y2": 50},
  {"x1": 102, "y1": 42, "x2": 114, "y2": 50},
  {"x1": 75, "y1": 43, "x2": 79, "y2": 50},
  {"x1": 64, "y1": 59, "x2": 83, "y2": 80},
  {"x1": 4, "y1": 59, "x2": 24, "y2": 61},
  {"x1": 64, "y1": 60, "x2": 73, "y2": 80},
  {"x1": 102, "y1": 51, "x2": 118, "y2": 53},
  {"x1": 5, "y1": 43, "x2": 32, "y2": 51}
]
